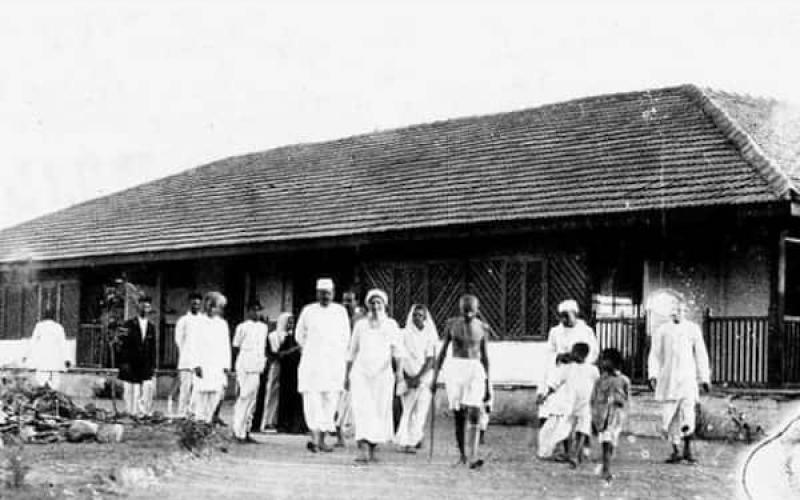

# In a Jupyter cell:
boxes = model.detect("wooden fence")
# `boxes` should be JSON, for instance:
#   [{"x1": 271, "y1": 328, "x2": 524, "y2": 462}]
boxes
[
  {"x1": 593, "y1": 313, "x2": 770, "y2": 386},
  {"x1": 703, "y1": 314, "x2": 769, "y2": 386},
  {"x1": 784, "y1": 317, "x2": 800, "y2": 384},
  {"x1": 593, "y1": 315, "x2": 648, "y2": 382}
]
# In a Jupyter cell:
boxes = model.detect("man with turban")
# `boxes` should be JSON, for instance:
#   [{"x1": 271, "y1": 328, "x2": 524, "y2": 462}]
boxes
[{"x1": 296, "y1": 278, "x2": 351, "y2": 452}]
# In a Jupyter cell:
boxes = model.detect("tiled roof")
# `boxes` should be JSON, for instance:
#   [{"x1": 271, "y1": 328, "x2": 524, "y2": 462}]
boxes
[{"x1": 1, "y1": 84, "x2": 797, "y2": 264}]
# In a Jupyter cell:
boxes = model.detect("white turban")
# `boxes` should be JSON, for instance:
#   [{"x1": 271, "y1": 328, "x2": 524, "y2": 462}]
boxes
[
  {"x1": 365, "y1": 288, "x2": 388, "y2": 306},
  {"x1": 557, "y1": 299, "x2": 579, "y2": 314},
  {"x1": 316, "y1": 278, "x2": 334, "y2": 291}
]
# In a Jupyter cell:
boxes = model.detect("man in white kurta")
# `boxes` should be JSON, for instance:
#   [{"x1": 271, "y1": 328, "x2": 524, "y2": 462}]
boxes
[
  {"x1": 24, "y1": 312, "x2": 69, "y2": 391},
  {"x1": 648, "y1": 300, "x2": 711, "y2": 463},
  {"x1": 395, "y1": 304, "x2": 438, "y2": 452},
  {"x1": 174, "y1": 293, "x2": 204, "y2": 417},
  {"x1": 191, "y1": 292, "x2": 232, "y2": 423},
  {"x1": 296, "y1": 278, "x2": 351, "y2": 452},
  {"x1": 232, "y1": 302, "x2": 268, "y2": 441},
  {"x1": 538, "y1": 300, "x2": 598, "y2": 420}
]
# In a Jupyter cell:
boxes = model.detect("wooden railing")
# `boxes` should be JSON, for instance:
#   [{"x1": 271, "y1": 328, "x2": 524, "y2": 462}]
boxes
[
  {"x1": 784, "y1": 317, "x2": 800, "y2": 384},
  {"x1": 593, "y1": 315, "x2": 648, "y2": 382},
  {"x1": 76, "y1": 324, "x2": 110, "y2": 368},
  {"x1": 703, "y1": 314, "x2": 769, "y2": 386}
]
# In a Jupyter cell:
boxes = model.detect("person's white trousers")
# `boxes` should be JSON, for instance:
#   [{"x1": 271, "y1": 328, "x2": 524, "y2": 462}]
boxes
[
  {"x1": 302, "y1": 391, "x2": 339, "y2": 433},
  {"x1": 177, "y1": 370, "x2": 194, "y2": 417},
  {"x1": 123, "y1": 379, "x2": 155, "y2": 416},
  {"x1": 193, "y1": 390, "x2": 223, "y2": 423},
  {"x1": 233, "y1": 372, "x2": 261, "y2": 439}
]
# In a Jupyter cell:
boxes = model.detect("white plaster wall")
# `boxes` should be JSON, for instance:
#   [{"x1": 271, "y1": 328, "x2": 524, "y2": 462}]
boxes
[
  {"x1": 0, "y1": 338, "x2": 76, "y2": 366},
  {"x1": 486, "y1": 340, "x2": 549, "y2": 385}
]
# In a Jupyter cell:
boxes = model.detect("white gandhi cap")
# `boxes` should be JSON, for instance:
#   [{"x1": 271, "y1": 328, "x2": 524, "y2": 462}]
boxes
[
  {"x1": 316, "y1": 278, "x2": 335, "y2": 291},
  {"x1": 557, "y1": 299, "x2": 579, "y2": 314}
]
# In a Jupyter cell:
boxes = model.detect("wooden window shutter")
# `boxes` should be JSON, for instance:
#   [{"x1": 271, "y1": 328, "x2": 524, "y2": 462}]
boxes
[
  {"x1": 22, "y1": 284, "x2": 40, "y2": 339},
  {"x1": 59, "y1": 281, "x2": 81, "y2": 338}
]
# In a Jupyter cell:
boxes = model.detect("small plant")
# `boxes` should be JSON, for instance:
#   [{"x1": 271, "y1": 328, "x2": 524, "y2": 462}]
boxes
[{"x1": 177, "y1": 418, "x2": 214, "y2": 454}]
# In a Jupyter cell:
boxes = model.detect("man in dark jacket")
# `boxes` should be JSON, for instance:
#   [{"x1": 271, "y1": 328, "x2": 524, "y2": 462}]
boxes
[{"x1": 117, "y1": 296, "x2": 157, "y2": 416}]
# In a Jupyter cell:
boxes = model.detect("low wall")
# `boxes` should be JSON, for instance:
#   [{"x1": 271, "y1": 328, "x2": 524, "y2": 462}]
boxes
[{"x1": 0, "y1": 339, "x2": 77, "y2": 366}]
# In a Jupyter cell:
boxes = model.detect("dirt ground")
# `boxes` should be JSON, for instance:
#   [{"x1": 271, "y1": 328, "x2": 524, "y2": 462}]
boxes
[{"x1": 1, "y1": 403, "x2": 748, "y2": 500}]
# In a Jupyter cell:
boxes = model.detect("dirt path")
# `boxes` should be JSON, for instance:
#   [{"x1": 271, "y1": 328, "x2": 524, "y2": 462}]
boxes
[{"x1": 128, "y1": 421, "x2": 744, "y2": 500}]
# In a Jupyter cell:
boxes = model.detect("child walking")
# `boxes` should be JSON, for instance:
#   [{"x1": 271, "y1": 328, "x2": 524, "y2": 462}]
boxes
[
  {"x1": 536, "y1": 342, "x2": 598, "y2": 462},
  {"x1": 591, "y1": 348, "x2": 631, "y2": 481}
]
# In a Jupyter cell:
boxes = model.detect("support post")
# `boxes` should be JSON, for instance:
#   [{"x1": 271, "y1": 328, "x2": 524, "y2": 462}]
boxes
[{"x1": 768, "y1": 230, "x2": 787, "y2": 386}]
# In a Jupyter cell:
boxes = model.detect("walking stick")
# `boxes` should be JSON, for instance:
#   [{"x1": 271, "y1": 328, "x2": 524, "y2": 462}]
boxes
[{"x1": 428, "y1": 384, "x2": 436, "y2": 462}]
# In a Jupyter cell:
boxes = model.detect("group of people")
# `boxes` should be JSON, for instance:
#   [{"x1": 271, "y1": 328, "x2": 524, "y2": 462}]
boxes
[
  {"x1": 536, "y1": 296, "x2": 711, "y2": 480},
  {"x1": 17, "y1": 277, "x2": 712, "y2": 479}
]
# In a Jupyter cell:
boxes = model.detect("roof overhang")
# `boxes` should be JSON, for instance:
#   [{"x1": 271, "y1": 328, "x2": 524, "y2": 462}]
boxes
[{"x1": 0, "y1": 202, "x2": 790, "y2": 273}]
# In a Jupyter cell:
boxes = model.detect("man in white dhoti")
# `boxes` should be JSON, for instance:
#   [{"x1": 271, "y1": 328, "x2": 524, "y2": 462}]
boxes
[
  {"x1": 432, "y1": 294, "x2": 492, "y2": 469},
  {"x1": 537, "y1": 299, "x2": 598, "y2": 457},
  {"x1": 23, "y1": 308, "x2": 70, "y2": 391},
  {"x1": 344, "y1": 289, "x2": 405, "y2": 464},
  {"x1": 174, "y1": 292, "x2": 203, "y2": 417},
  {"x1": 296, "y1": 278, "x2": 351, "y2": 452},
  {"x1": 394, "y1": 304, "x2": 438, "y2": 453},
  {"x1": 191, "y1": 292, "x2": 232, "y2": 423},
  {"x1": 648, "y1": 296, "x2": 711, "y2": 464},
  {"x1": 232, "y1": 300, "x2": 268, "y2": 442}
]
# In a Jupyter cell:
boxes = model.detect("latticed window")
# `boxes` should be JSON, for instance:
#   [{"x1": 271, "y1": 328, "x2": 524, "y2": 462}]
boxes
[{"x1": 361, "y1": 257, "x2": 548, "y2": 339}]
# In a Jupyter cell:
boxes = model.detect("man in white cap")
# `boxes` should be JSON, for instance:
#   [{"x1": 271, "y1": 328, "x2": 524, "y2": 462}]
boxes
[
  {"x1": 536, "y1": 299, "x2": 598, "y2": 458},
  {"x1": 295, "y1": 278, "x2": 351, "y2": 452},
  {"x1": 648, "y1": 294, "x2": 711, "y2": 464},
  {"x1": 191, "y1": 291, "x2": 232, "y2": 423}
]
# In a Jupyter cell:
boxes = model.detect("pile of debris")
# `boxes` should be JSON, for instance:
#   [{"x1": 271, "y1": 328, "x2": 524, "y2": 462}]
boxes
[{"x1": 0, "y1": 378, "x2": 124, "y2": 446}]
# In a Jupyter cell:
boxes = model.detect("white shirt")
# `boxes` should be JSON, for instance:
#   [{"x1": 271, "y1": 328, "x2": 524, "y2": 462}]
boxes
[
  {"x1": 401, "y1": 324, "x2": 438, "y2": 383},
  {"x1": 175, "y1": 312, "x2": 205, "y2": 370},
  {"x1": 549, "y1": 362, "x2": 600, "y2": 417},
  {"x1": 233, "y1": 320, "x2": 268, "y2": 373},
  {"x1": 138, "y1": 317, "x2": 149, "y2": 340},
  {"x1": 26, "y1": 319, "x2": 69, "y2": 372},
  {"x1": 539, "y1": 319, "x2": 598, "y2": 396},
  {"x1": 348, "y1": 317, "x2": 404, "y2": 378},
  {"x1": 192, "y1": 315, "x2": 232, "y2": 392},
  {"x1": 648, "y1": 319, "x2": 711, "y2": 401},
  {"x1": 295, "y1": 302, "x2": 351, "y2": 393}
]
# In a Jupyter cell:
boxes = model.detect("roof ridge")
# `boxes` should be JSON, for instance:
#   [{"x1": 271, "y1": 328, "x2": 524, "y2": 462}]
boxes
[{"x1": 682, "y1": 84, "x2": 796, "y2": 200}]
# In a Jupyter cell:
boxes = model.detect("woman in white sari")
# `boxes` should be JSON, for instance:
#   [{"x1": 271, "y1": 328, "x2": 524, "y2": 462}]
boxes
[
  {"x1": 395, "y1": 304, "x2": 439, "y2": 452},
  {"x1": 345, "y1": 288, "x2": 405, "y2": 464}
]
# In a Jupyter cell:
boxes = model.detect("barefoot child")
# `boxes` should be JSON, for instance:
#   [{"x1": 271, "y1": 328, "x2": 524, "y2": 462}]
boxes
[
  {"x1": 591, "y1": 348, "x2": 630, "y2": 480},
  {"x1": 536, "y1": 342, "x2": 598, "y2": 465},
  {"x1": 432, "y1": 294, "x2": 492, "y2": 469}
]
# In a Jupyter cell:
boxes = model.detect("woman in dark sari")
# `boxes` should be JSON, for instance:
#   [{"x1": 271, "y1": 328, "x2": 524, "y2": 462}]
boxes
[{"x1": 275, "y1": 312, "x2": 307, "y2": 434}]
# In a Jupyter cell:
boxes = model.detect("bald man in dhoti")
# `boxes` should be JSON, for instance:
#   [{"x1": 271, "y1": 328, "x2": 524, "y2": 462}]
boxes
[
  {"x1": 538, "y1": 300, "x2": 598, "y2": 427},
  {"x1": 191, "y1": 292, "x2": 232, "y2": 423},
  {"x1": 648, "y1": 296, "x2": 711, "y2": 464},
  {"x1": 23, "y1": 308, "x2": 70, "y2": 391},
  {"x1": 394, "y1": 304, "x2": 439, "y2": 453},
  {"x1": 432, "y1": 294, "x2": 492, "y2": 469},
  {"x1": 296, "y1": 278, "x2": 351, "y2": 453}
]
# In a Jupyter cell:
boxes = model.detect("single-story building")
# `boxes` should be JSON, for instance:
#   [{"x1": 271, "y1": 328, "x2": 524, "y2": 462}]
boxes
[{"x1": 2, "y1": 84, "x2": 800, "y2": 387}]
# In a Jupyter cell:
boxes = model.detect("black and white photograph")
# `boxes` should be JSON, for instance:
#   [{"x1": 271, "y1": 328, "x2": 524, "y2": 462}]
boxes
[{"x1": 1, "y1": 1, "x2": 800, "y2": 498}]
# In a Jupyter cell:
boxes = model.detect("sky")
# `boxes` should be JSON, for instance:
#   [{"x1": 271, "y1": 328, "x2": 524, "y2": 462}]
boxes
[{"x1": 2, "y1": 0, "x2": 800, "y2": 230}]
